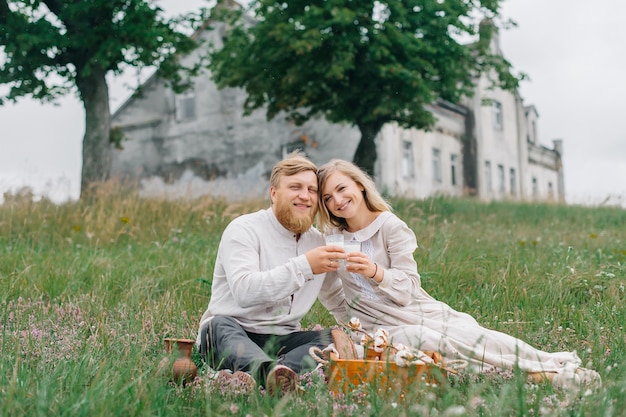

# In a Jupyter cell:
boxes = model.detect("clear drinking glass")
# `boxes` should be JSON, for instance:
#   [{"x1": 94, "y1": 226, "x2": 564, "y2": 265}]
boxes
[
  {"x1": 325, "y1": 234, "x2": 345, "y2": 267},
  {"x1": 344, "y1": 240, "x2": 361, "y2": 266},
  {"x1": 324, "y1": 234, "x2": 344, "y2": 248},
  {"x1": 344, "y1": 240, "x2": 361, "y2": 255}
]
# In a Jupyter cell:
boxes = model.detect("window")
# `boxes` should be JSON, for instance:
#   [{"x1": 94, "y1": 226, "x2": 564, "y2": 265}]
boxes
[
  {"x1": 401, "y1": 141, "x2": 414, "y2": 178},
  {"x1": 450, "y1": 154, "x2": 459, "y2": 186},
  {"x1": 176, "y1": 92, "x2": 196, "y2": 121},
  {"x1": 220, "y1": 88, "x2": 237, "y2": 129},
  {"x1": 484, "y1": 161, "x2": 492, "y2": 192},
  {"x1": 497, "y1": 164, "x2": 505, "y2": 192},
  {"x1": 492, "y1": 100, "x2": 503, "y2": 130},
  {"x1": 548, "y1": 181, "x2": 554, "y2": 198},
  {"x1": 432, "y1": 148, "x2": 442, "y2": 183},
  {"x1": 510, "y1": 168, "x2": 516, "y2": 195}
]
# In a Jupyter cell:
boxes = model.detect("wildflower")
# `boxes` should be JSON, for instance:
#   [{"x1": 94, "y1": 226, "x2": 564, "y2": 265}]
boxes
[
  {"x1": 589, "y1": 233, "x2": 598, "y2": 239},
  {"x1": 119, "y1": 216, "x2": 130, "y2": 224},
  {"x1": 468, "y1": 396, "x2": 486, "y2": 411},
  {"x1": 72, "y1": 225, "x2": 81, "y2": 232}
]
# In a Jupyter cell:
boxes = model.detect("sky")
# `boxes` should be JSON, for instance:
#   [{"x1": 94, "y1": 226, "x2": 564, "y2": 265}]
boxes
[{"x1": 1, "y1": 0, "x2": 624, "y2": 207}]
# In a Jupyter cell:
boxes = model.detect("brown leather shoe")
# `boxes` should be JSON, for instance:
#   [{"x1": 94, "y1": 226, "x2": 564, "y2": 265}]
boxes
[{"x1": 266, "y1": 365, "x2": 298, "y2": 396}]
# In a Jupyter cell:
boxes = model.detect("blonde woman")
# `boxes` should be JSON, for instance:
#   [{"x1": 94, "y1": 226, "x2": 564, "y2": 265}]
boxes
[{"x1": 317, "y1": 159, "x2": 600, "y2": 388}]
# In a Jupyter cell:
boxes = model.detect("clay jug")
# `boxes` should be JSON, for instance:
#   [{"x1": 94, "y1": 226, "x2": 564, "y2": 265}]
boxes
[{"x1": 159, "y1": 337, "x2": 198, "y2": 386}]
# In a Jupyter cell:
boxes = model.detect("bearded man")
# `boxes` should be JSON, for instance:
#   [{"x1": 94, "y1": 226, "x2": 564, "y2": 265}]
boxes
[{"x1": 197, "y1": 152, "x2": 347, "y2": 396}]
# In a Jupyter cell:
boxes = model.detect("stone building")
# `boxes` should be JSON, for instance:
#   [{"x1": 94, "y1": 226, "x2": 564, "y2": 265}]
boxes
[{"x1": 110, "y1": 16, "x2": 564, "y2": 203}]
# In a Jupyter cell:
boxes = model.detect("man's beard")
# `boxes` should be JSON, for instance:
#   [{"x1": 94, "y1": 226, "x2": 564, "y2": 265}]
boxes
[{"x1": 274, "y1": 202, "x2": 315, "y2": 235}]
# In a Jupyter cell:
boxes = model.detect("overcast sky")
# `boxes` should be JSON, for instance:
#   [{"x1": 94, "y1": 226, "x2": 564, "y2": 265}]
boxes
[{"x1": 1, "y1": 0, "x2": 624, "y2": 207}]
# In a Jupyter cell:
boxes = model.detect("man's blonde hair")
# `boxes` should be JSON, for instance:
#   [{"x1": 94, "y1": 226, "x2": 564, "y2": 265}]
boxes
[{"x1": 269, "y1": 151, "x2": 318, "y2": 190}]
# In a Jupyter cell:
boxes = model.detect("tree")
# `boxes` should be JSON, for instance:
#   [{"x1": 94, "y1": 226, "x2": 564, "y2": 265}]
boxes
[
  {"x1": 0, "y1": 0, "x2": 205, "y2": 197},
  {"x1": 208, "y1": 0, "x2": 523, "y2": 176}
]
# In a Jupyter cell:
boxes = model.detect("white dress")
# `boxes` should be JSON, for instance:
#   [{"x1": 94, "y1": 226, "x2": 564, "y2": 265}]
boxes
[{"x1": 329, "y1": 211, "x2": 581, "y2": 373}]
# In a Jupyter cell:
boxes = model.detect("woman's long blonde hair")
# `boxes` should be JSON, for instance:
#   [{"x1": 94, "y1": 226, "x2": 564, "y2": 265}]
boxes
[{"x1": 317, "y1": 159, "x2": 392, "y2": 231}]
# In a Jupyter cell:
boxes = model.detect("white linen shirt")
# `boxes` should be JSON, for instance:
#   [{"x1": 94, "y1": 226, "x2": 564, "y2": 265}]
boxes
[{"x1": 197, "y1": 208, "x2": 346, "y2": 344}]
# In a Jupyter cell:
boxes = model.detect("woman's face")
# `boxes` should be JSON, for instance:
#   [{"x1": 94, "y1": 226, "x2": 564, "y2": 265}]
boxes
[{"x1": 321, "y1": 171, "x2": 365, "y2": 220}]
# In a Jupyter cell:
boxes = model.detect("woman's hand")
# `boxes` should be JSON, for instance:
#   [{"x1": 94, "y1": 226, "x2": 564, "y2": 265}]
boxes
[{"x1": 345, "y1": 252, "x2": 380, "y2": 282}]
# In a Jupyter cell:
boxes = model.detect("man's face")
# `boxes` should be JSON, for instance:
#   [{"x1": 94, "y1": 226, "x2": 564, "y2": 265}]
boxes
[{"x1": 270, "y1": 170, "x2": 318, "y2": 234}]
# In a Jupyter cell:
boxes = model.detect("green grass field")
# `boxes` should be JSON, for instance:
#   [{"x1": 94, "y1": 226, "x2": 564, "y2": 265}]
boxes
[{"x1": 1, "y1": 187, "x2": 624, "y2": 416}]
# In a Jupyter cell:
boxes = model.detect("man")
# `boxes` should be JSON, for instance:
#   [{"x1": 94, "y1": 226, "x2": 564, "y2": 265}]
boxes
[{"x1": 197, "y1": 152, "x2": 348, "y2": 396}]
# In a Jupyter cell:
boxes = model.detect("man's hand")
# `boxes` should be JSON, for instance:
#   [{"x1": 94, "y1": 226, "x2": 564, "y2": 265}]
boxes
[{"x1": 306, "y1": 246, "x2": 347, "y2": 274}]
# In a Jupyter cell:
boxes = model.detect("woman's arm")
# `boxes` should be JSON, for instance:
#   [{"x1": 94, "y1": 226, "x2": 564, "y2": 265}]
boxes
[{"x1": 371, "y1": 216, "x2": 422, "y2": 306}]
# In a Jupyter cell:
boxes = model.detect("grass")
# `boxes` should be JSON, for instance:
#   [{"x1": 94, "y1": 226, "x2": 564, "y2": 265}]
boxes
[{"x1": 1, "y1": 186, "x2": 625, "y2": 416}]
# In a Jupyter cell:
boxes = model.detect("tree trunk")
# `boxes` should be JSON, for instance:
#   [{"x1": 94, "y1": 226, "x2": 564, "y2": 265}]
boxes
[
  {"x1": 75, "y1": 65, "x2": 112, "y2": 198},
  {"x1": 352, "y1": 122, "x2": 384, "y2": 178}
]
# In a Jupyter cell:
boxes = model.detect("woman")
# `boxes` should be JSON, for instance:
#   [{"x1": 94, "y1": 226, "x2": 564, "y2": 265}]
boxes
[{"x1": 317, "y1": 159, "x2": 600, "y2": 387}]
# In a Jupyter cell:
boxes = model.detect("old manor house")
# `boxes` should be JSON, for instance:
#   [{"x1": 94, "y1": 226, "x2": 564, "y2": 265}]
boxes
[{"x1": 111, "y1": 18, "x2": 564, "y2": 203}]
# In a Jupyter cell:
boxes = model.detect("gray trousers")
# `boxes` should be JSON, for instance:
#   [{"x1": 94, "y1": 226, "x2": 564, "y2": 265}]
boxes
[{"x1": 199, "y1": 315, "x2": 331, "y2": 383}]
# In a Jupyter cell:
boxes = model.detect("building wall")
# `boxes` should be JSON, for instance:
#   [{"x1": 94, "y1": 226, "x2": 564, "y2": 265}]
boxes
[
  {"x1": 526, "y1": 140, "x2": 563, "y2": 201},
  {"x1": 468, "y1": 70, "x2": 521, "y2": 201},
  {"x1": 377, "y1": 103, "x2": 466, "y2": 199},
  {"x1": 111, "y1": 28, "x2": 360, "y2": 200}
]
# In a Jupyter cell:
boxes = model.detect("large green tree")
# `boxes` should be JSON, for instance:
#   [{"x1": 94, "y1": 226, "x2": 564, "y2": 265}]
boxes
[
  {"x1": 209, "y1": 0, "x2": 522, "y2": 175},
  {"x1": 0, "y1": 0, "x2": 204, "y2": 197}
]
